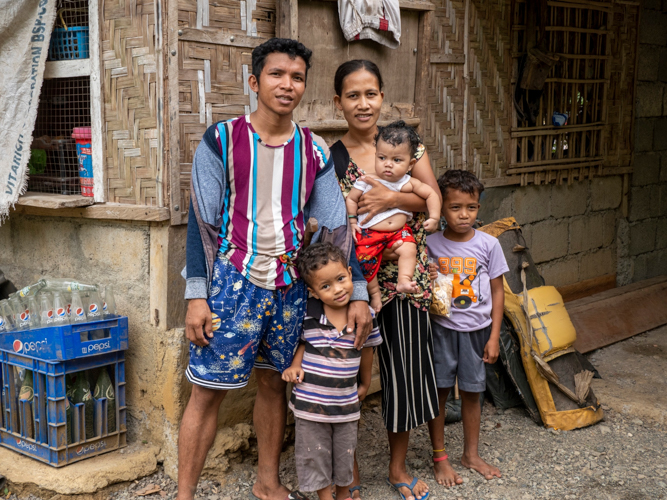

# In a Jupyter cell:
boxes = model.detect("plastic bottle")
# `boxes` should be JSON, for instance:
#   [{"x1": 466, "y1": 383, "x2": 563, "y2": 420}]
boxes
[
  {"x1": 71, "y1": 291, "x2": 87, "y2": 324},
  {"x1": 52, "y1": 292, "x2": 70, "y2": 325},
  {"x1": 19, "y1": 370, "x2": 35, "y2": 439},
  {"x1": 43, "y1": 279, "x2": 98, "y2": 293},
  {"x1": 10, "y1": 297, "x2": 29, "y2": 331},
  {"x1": 39, "y1": 293, "x2": 54, "y2": 326},
  {"x1": 103, "y1": 285, "x2": 117, "y2": 318},
  {"x1": 70, "y1": 372, "x2": 94, "y2": 440},
  {"x1": 94, "y1": 368, "x2": 116, "y2": 433},
  {"x1": 27, "y1": 296, "x2": 41, "y2": 329}
]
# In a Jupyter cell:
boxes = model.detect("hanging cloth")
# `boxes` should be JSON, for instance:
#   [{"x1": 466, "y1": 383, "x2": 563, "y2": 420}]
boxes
[{"x1": 337, "y1": 0, "x2": 401, "y2": 49}]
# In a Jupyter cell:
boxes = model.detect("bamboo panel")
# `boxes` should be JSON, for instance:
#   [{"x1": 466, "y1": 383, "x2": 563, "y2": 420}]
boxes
[{"x1": 102, "y1": 0, "x2": 160, "y2": 205}]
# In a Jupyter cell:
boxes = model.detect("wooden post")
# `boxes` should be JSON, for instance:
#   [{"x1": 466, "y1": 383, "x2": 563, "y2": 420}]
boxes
[
  {"x1": 276, "y1": 0, "x2": 298, "y2": 39},
  {"x1": 167, "y1": 0, "x2": 183, "y2": 224},
  {"x1": 89, "y1": 0, "x2": 106, "y2": 203},
  {"x1": 414, "y1": 10, "x2": 433, "y2": 137},
  {"x1": 462, "y1": 0, "x2": 470, "y2": 169}
]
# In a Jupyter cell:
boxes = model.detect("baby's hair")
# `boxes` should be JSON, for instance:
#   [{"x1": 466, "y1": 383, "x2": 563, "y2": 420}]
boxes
[
  {"x1": 297, "y1": 242, "x2": 348, "y2": 287},
  {"x1": 437, "y1": 169, "x2": 485, "y2": 200},
  {"x1": 374, "y1": 120, "x2": 421, "y2": 158}
]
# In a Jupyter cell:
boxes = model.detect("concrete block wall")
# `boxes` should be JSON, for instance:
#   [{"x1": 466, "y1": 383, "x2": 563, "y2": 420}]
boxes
[
  {"x1": 479, "y1": 179, "x2": 622, "y2": 287},
  {"x1": 626, "y1": 0, "x2": 667, "y2": 282}
]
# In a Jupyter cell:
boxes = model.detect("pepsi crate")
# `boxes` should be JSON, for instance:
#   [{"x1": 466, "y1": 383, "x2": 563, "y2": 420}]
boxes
[
  {"x1": 0, "y1": 316, "x2": 128, "y2": 361},
  {"x1": 0, "y1": 350, "x2": 126, "y2": 467}
]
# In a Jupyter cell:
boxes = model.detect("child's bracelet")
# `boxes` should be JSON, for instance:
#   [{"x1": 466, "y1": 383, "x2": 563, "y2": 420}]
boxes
[{"x1": 348, "y1": 215, "x2": 358, "y2": 219}]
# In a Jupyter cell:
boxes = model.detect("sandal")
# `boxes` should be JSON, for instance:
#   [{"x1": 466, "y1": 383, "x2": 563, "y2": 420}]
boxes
[
  {"x1": 349, "y1": 485, "x2": 362, "y2": 499},
  {"x1": 386, "y1": 477, "x2": 430, "y2": 500}
]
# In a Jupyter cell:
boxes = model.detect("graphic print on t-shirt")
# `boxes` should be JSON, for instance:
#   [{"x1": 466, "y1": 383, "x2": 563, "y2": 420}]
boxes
[{"x1": 437, "y1": 257, "x2": 483, "y2": 309}]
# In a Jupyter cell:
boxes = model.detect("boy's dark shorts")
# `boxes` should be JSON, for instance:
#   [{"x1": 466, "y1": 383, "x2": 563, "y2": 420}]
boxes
[{"x1": 431, "y1": 323, "x2": 491, "y2": 392}]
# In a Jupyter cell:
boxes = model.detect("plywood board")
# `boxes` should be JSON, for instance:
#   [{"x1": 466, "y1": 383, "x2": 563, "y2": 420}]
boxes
[{"x1": 567, "y1": 276, "x2": 667, "y2": 353}]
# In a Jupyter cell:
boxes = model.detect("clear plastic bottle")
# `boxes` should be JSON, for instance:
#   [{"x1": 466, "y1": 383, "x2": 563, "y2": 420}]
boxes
[
  {"x1": 27, "y1": 296, "x2": 41, "y2": 329},
  {"x1": 71, "y1": 291, "x2": 87, "y2": 324},
  {"x1": 39, "y1": 293, "x2": 55, "y2": 326},
  {"x1": 103, "y1": 285, "x2": 117, "y2": 318},
  {"x1": 52, "y1": 292, "x2": 70, "y2": 326}
]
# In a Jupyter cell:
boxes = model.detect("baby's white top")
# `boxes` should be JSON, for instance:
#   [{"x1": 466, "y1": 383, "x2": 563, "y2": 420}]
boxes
[{"x1": 353, "y1": 175, "x2": 413, "y2": 229}]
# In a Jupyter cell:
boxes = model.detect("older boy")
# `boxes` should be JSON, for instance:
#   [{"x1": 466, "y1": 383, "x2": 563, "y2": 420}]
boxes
[
  {"x1": 426, "y1": 169, "x2": 508, "y2": 487},
  {"x1": 180, "y1": 38, "x2": 372, "y2": 500}
]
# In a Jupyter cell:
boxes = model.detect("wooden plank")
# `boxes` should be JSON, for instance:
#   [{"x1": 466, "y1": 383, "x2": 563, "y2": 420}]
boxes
[
  {"x1": 179, "y1": 28, "x2": 266, "y2": 48},
  {"x1": 414, "y1": 11, "x2": 433, "y2": 125},
  {"x1": 89, "y1": 0, "x2": 106, "y2": 203},
  {"x1": 169, "y1": 0, "x2": 183, "y2": 224},
  {"x1": 568, "y1": 276, "x2": 667, "y2": 353},
  {"x1": 556, "y1": 274, "x2": 616, "y2": 303},
  {"x1": 316, "y1": 0, "x2": 435, "y2": 10},
  {"x1": 44, "y1": 60, "x2": 91, "y2": 79},
  {"x1": 13, "y1": 202, "x2": 171, "y2": 222},
  {"x1": 430, "y1": 54, "x2": 465, "y2": 64},
  {"x1": 298, "y1": 118, "x2": 421, "y2": 132},
  {"x1": 17, "y1": 193, "x2": 95, "y2": 209}
]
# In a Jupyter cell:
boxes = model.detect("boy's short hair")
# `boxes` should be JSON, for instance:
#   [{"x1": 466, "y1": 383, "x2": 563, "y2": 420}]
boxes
[
  {"x1": 374, "y1": 120, "x2": 421, "y2": 158},
  {"x1": 437, "y1": 169, "x2": 485, "y2": 200},
  {"x1": 251, "y1": 38, "x2": 312, "y2": 82},
  {"x1": 297, "y1": 243, "x2": 348, "y2": 286}
]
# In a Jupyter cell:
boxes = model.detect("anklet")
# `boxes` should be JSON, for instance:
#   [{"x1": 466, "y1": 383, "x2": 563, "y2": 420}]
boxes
[
  {"x1": 433, "y1": 454, "x2": 449, "y2": 462},
  {"x1": 433, "y1": 448, "x2": 446, "y2": 453}
]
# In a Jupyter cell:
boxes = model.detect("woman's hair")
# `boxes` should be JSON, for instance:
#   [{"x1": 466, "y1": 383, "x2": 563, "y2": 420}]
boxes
[
  {"x1": 334, "y1": 60, "x2": 384, "y2": 96},
  {"x1": 251, "y1": 38, "x2": 312, "y2": 82},
  {"x1": 297, "y1": 243, "x2": 348, "y2": 286},
  {"x1": 437, "y1": 169, "x2": 485, "y2": 200},
  {"x1": 375, "y1": 120, "x2": 421, "y2": 157}
]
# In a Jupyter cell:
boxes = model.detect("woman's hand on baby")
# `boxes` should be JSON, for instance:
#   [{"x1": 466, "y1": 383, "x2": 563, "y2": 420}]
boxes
[
  {"x1": 282, "y1": 366, "x2": 305, "y2": 384},
  {"x1": 428, "y1": 262, "x2": 439, "y2": 281},
  {"x1": 423, "y1": 217, "x2": 439, "y2": 233},
  {"x1": 357, "y1": 176, "x2": 397, "y2": 221}
]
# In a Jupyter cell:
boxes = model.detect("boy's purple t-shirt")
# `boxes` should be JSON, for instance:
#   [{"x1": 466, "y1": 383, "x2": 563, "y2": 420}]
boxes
[{"x1": 426, "y1": 229, "x2": 509, "y2": 332}]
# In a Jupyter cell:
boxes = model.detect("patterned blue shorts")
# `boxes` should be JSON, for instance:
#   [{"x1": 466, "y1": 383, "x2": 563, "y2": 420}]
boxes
[{"x1": 185, "y1": 255, "x2": 307, "y2": 390}]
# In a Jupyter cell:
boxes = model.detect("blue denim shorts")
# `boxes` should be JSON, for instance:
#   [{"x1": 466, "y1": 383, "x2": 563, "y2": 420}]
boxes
[{"x1": 185, "y1": 255, "x2": 307, "y2": 390}]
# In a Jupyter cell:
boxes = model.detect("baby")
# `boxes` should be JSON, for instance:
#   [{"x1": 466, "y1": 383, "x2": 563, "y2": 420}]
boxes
[{"x1": 346, "y1": 120, "x2": 441, "y2": 312}]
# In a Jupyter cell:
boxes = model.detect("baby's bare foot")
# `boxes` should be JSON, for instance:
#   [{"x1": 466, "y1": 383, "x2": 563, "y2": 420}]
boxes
[
  {"x1": 433, "y1": 454, "x2": 463, "y2": 487},
  {"x1": 396, "y1": 280, "x2": 420, "y2": 294},
  {"x1": 461, "y1": 453, "x2": 502, "y2": 480}
]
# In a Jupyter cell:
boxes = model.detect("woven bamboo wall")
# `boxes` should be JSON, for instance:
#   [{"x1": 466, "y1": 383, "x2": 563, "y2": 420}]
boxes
[{"x1": 101, "y1": 0, "x2": 160, "y2": 205}]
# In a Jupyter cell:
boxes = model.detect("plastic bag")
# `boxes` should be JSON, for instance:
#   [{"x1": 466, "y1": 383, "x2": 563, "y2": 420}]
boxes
[{"x1": 430, "y1": 272, "x2": 453, "y2": 318}]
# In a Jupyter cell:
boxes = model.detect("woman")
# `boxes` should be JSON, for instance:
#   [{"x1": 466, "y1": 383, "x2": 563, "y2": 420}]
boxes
[{"x1": 330, "y1": 60, "x2": 457, "y2": 500}]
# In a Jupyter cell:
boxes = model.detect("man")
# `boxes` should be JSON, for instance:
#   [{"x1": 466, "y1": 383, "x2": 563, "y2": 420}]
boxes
[{"x1": 179, "y1": 38, "x2": 372, "y2": 500}]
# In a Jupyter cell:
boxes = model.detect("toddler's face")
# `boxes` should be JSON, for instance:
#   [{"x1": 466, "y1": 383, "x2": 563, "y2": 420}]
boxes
[
  {"x1": 374, "y1": 139, "x2": 415, "y2": 183},
  {"x1": 307, "y1": 261, "x2": 354, "y2": 310}
]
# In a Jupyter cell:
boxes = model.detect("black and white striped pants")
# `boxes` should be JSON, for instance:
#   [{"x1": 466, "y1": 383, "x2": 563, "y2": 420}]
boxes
[{"x1": 378, "y1": 298, "x2": 440, "y2": 433}]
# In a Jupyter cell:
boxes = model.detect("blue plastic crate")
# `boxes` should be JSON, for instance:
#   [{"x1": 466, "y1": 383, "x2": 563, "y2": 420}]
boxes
[
  {"x1": 0, "y1": 350, "x2": 126, "y2": 467},
  {"x1": 0, "y1": 316, "x2": 128, "y2": 361},
  {"x1": 48, "y1": 27, "x2": 89, "y2": 60}
]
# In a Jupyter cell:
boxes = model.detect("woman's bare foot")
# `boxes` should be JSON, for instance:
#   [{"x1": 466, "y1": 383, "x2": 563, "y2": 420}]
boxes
[
  {"x1": 396, "y1": 280, "x2": 420, "y2": 294},
  {"x1": 388, "y1": 474, "x2": 429, "y2": 500},
  {"x1": 433, "y1": 454, "x2": 463, "y2": 487},
  {"x1": 461, "y1": 453, "x2": 502, "y2": 480}
]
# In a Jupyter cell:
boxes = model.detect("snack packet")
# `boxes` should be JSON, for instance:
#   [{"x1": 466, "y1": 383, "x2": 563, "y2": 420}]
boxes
[{"x1": 430, "y1": 272, "x2": 453, "y2": 318}]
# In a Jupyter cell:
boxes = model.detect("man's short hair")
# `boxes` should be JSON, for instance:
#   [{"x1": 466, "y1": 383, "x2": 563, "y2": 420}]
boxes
[
  {"x1": 374, "y1": 120, "x2": 421, "y2": 158},
  {"x1": 437, "y1": 169, "x2": 485, "y2": 200},
  {"x1": 251, "y1": 38, "x2": 313, "y2": 82},
  {"x1": 297, "y1": 243, "x2": 348, "y2": 287}
]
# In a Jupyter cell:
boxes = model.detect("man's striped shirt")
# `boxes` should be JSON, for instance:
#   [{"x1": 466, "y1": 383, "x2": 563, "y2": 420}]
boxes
[
  {"x1": 214, "y1": 115, "x2": 329, "y2": 289},
  {"x1": 289, "y1": 299, "x2": 382, "y2": 423}
]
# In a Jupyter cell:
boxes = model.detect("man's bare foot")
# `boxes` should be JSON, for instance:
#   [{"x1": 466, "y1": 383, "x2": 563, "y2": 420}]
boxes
[
  {"x1": 251, "y1": 482, "x2": 293, "y2": 500},
  {"x1": 388, "y1": 474, "x2": 429, "y2": 500},
  {"x1": 461, "y1": 453, "x2": 502, "y2": 480},
  {"x1": 433, "y1": 454, "x2": 463, "y2": 487},
  {"x1": 396, "y1": 280, "x2": 420, "y2": 294}
]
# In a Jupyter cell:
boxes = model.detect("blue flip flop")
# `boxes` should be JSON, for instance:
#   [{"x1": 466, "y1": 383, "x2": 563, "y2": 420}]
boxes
[{"x1": 386, "y1": 477, "x2": 430, "y2": 500}]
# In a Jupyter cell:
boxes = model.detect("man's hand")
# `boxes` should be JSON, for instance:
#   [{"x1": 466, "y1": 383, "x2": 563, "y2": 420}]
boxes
[
  {"x1": 282, "y1": 365, "x2": 305, "y2": 384},
  {"x1": 185, "y1": 298, "x2": 213, "y2": 347},
  {"x1": 357, "y1": 177, "x2": 397, "y2": 222},
  {"x1": 483, "y1": 336, "x2": 500, "y2": 364},
  {"x1": 347, "y1": 300, "x2": 373, "y2": 349}
]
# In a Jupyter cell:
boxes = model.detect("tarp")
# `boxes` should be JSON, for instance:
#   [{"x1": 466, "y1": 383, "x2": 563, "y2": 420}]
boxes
[{"x1": 0, "y1": 0, "x2": 57, "y2": 222}]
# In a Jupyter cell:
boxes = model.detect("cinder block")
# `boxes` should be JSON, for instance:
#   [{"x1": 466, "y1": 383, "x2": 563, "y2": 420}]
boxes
[
  {"x1": 579, "y1": 247, "x2": 616, "y2": 281},
  {"x1": 654, "y1": 118, "x2": 667, "y2": 151},
  {"x1": 661, "y1": 153, "x2": 667, "y2": 182},
  {"x1": 602, "y1": 211, "x2": 618, "y2": 247},
  {"x1": 591, "y1": 176, "x2": 622, "y2": 211},
  {"x1": 530, "y1": 219, "x2": 569, "y2": 264},
  {"x1": 519, "y1": 223, "x2": 533, "y2": 250},
  {"x1": 650, "y1": 184, "x2": 662, "y2": 217},
  {"x1": 656, "y1": 218, "x2": 667, "y2": 249},
  {"x1": 479, "y1": 186, "x2": 514, "y2": 224},
  {"x1": 512, "y1": 185, "x2": 551, "y2": 225},
  {"x1": 628, "y1": 186, "x2": 653, "y2": 221},
  {"x1": 570, "y1": 215, "x2": 605, "y2": 254},
  {"x1": 647, "y1": 249, "x2": 667, "y2": 277},
  {"x1": 639, "y1": 12, "x2": 667, "y2": 46},
  {"x1": 635, "y1": 119, "x2": 654, "y2": 152},
  {"x1": 632, "y1": 153, "x2": 661, "y2": 186},
  {"x1": 629, "y1": 219, "x2": 658, "y2": 256},
  {"x1": 551, "y1": 182, "x2": 588, "y2": 218},
  {"x1": 633, "y1": 254, "x2": 650, "y2": 282},
  {"x1": 660, "y1": 50, "x2": 667, "y2": 82},
  {"x1": 661, "y1": 183, "x2": 667, "y2": 216},
  {"x1": 636, "y1": 83, "x2": 664, "y2": 118},
  {"x1": 638, "y1": 45, "x2": 661, "y2": 81},
  {"x1": 538, "y1": 256, "x2": 579, "y2": 287}
]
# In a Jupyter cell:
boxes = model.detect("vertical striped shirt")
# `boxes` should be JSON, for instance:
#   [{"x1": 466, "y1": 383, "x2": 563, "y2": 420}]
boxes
[
  {"x1": 289, "y1": 299, "x2": 383, "y2": 423},
  {"x1": 215, "y1": 115, "x2": 330, "y2": 289}
]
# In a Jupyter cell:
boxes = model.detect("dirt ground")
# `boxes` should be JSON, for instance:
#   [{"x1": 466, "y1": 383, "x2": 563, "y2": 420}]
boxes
[{"x1": 4, "y1": 329, "x2": 667, "y2": 500}]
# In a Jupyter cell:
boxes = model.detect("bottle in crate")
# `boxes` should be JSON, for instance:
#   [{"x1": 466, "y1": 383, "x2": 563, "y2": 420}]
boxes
[
  {"x1": 86, "y1": 290, "x2": 103, "y2": 321},
  {"x1": 44, "y1": 279, "x2": 98, "y2": 293},
  {"x1": 70, "y1": 372, "x2": 94, "y2": 440},
  {"x1": 103, "y1": 285, "x2": 117, "y2": 318},
  {"x1": 0, "y1": 299, "x2": 14, "y2": 332},
  {"x1": 52, "y1": 292, "x2": 70, "y2": 325},
  {"x1": 19, "y1": 370, "x2": 35, "y2": 439},
  {"x1": 10, "y1": 280, "x2": 46, "y2": 300},
  {"x1": 94, "y1": 367, "x2": 116, "y2": 433},
  {"x1": 9, "y1": 297, "x2": 29, "y2": 331},
  {"x1": 39, "y1": 293, "x2": 55, "y2": 326},
  {"x1": 27, "y1": 297, "x2": 41, "y2": 329},
  {"x1": 70, "y1": 291, "x2": 87, "y2": 324}
]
